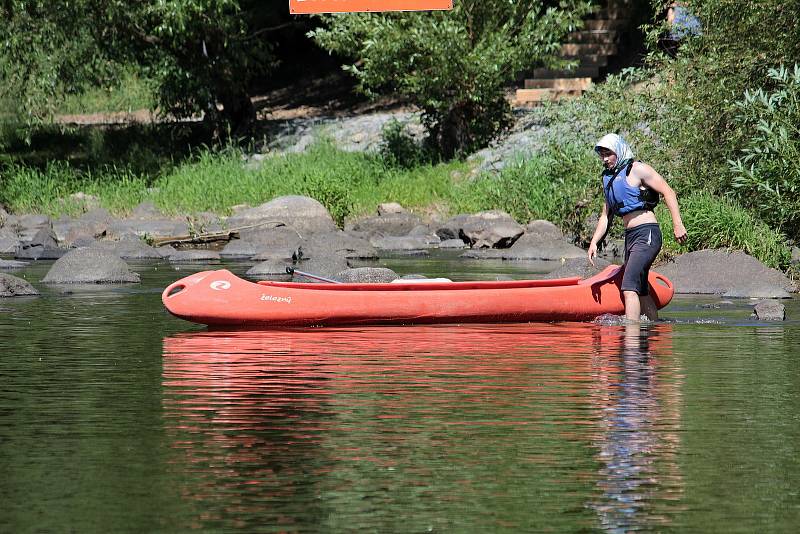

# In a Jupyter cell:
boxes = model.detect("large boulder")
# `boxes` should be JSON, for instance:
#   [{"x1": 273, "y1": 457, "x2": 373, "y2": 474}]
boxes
[
  {"x1": 220, "y1": 239, "x2": 260, "y2": 259},
  {"x1": 0, "y1": 228, "x2": 21, "y2": 254},
  {"x1": 435, "y1": 214, "x2": 474, "y2": 241},
  {"x1": 53, "y1": 216, "x2": 108, "y2": 245},
  {"x1": 301, "y1": 231, "x2": 378, "y2": 260},
  {"x1": 167, "y1": 250, "x2": 221, "y2": 263},
  {"x1": 246, "y1": 260, "x2": 292, "y2": 280},
  {"x1": 15, "y1": 227, "x2": 67, "y2": 260},
  {"x1": 0, "y1": 273, "x2": 39, "y2": 297},
  {"x1": 290, "y1": 256, "x2": 350, "y2": 283},
  {"x1": 346, "y1": 212, "x2": 422, "y2": 237},
  {"x1": 4, "y1": 214, "x2": 50, "y2": 242},
  {"x1": 101, "y1": 237, "x2": 163, "y2": 260},
  {"x1": 80, "y1": 207, "x2": 115, "y2": 224},
  {"x1": 459, "y1": 211, "x2": 524, "y2": 249},
  {"x1": 439, "y1": 238, "x2": 468, "y2": 249},
  {"x1": 226, "y1": 195, "x2": 337, "y2": 236},
  {"x1": 500, "y1": 234, "x2": 586, "y2": 261},
  {"x1": 525, "y1": 220, "x2": 563, "y2": 240},
  {"x1": 238, "y1": 225, "x2": 304, "y2": 249},
  {"x1": 335, "y1": 267, "x2": 399, "y2": 283},
  {"x1": 42, "y1": 248, "x2": 140, "y2": 284},
  {"x1": 407, "y1": 224, "x2": 442, "y2": 246},
  {"x1": 542, "y1": 257, "x2": 612, "y2": 279},
  {"x1": 656, "y1": 249, "x2": 797, "y2": 297},
  {"x1": 107, "y1": 218, "x2": 189, "y2": 240},
  {"x1": 370, "y1": 235, "x2": 433, "y2": 251},
  {"x1": 251, "y1": 247, "x2": 298, "y2": 262}
]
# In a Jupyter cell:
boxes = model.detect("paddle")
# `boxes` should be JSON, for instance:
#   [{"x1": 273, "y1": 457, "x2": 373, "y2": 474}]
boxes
[{"x1": 285, "y1": 266, "x2": 342, "y2": 284}]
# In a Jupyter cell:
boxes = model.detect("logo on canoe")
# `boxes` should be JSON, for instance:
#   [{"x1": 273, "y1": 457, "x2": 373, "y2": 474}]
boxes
[
  {"x1": 260, "y1": 294, "x2": 292, "y2": 304},
  {"x1": 210, "y1": 280, "x2": 231, "y2": 291}
]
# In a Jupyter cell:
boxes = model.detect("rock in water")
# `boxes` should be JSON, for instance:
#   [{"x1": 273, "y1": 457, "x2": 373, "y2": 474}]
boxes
[
  {"x1": 751, "y1": 300, "x2": 786, "y2": 321},
  {"x1": 0, "y1": 273, "x2": 39, "y2": 297},
  {"x1": 42, "y1": 248, "x2": 140, "y2": 284}
]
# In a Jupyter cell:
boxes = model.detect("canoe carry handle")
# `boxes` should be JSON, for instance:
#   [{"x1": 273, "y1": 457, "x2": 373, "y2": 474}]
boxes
[
  {"x1": 286, "y1": 266, "x2": 341, "y2": 284},
  {"x1": 163, "y1": 282, "x2": 186, "y2": 299},
  {"x1": 653, "y1": 274, "x2": 672, "y2": 290}
]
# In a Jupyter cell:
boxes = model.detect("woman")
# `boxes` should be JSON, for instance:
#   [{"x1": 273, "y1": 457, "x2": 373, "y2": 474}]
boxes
[{"x1": 588, "y1": 134, "x2": 687, "y2": 321}]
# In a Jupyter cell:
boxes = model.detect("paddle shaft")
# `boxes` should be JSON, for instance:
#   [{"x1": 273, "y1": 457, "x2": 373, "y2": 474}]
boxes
[{"x1": 285, "y1": 266, "x2": 341, "y2": 284}]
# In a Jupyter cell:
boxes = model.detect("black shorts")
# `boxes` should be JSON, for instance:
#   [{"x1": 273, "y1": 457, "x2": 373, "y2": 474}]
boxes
[{"x1": 621, "y1": 223, "x2": 662, "y2": 296}]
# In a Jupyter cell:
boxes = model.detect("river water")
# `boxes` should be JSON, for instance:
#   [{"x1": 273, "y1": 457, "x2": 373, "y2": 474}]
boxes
[{"x1": 1, "y1": 256, "x2": 799, "y2": 532}]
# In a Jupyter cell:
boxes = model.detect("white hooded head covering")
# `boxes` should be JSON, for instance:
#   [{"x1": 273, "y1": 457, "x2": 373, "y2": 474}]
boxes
[{"x1": 594, "y1": 133, "x2": 634, "y2": 172}]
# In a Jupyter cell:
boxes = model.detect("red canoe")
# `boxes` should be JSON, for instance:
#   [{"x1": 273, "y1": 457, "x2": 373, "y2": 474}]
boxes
[{"x1": 161, "y1": 265, "x2": 674, "y2": 327}]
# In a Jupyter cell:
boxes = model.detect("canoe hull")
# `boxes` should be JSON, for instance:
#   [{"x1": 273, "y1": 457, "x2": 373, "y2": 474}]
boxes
[{"x1": 161, "y1": 265, "x2": 674, "y2": 327}]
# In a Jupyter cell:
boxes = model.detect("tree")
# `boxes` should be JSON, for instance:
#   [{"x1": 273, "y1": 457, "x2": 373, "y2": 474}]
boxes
[
  {"x1": 310, "y1": 0, "x2": 593, "y2": 158},
  {"x1": 0, "y1": 1, "x2": 114, "y2": 122},
  {"x1": 0, "y1": 1, "x2": 300, "y2": 134}
]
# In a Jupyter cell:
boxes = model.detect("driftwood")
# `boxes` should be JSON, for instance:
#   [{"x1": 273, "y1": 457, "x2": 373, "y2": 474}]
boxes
[{"x1": 151, "y1": 220, "x2": 301, "y2": 247}]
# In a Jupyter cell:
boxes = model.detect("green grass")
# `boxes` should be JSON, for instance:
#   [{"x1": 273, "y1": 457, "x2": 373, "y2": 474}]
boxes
[
  {"x1": 0, "y1": 137, "x2": 594, "y2": 230},
  {"x1": 0, "y1": 141, "x2": 470, "y2": 225},
  {"x1": 58, "y1": 70, "x2": 155, "y2": 115},
  {"x1": 0, "y1": 135, "x2": 791, "y2": 272},
  {"x1": 149, "y1": 143, "x2": 468, "y2": 225},
  {"x1": 657, "y1": 192, "x2": 791, "y2": 269}
]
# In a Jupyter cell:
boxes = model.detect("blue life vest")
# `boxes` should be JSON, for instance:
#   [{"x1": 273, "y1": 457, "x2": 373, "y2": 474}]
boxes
[{"x1": 602, "y1": 161, "x2": 659, "y2": 216}]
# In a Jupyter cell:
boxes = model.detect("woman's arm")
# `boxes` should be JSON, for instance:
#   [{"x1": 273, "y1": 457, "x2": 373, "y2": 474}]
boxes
[
  {"x1": 636, "y1": 163, "x2": 688, "y2": 243},
  {"x1": 588, "y1": 201, "x2": 610, "y2": 266}
]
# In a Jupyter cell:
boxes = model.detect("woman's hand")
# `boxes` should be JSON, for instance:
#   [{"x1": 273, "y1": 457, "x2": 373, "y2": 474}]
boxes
[
  {"x1": 673, "y1": 222, "x2": 688, "y2": 244},
  {"x1": 588, "y1": 242, "x2": 598, "y2": 266}
]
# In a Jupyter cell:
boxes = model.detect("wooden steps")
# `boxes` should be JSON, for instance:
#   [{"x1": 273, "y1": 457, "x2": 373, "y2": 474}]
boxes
[
  {"x1": 514, "y1": 0, "x2": 633, "y2": 105},
  {"x1": 524, "y1": 78, "x2": 592, "y2": 90}
]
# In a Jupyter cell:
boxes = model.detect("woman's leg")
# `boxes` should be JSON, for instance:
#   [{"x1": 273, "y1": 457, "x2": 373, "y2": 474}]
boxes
[{"x1": 623, "y1": 290, "x2": 642, "y2": 322}]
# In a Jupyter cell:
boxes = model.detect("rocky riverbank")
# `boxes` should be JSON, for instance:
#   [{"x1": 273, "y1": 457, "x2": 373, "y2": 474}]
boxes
[{"x1": 0, "y1": 193, "x2": 796, "y2": 322}]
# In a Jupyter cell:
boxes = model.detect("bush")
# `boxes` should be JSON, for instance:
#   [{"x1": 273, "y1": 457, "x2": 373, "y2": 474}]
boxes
[
  {"x1": 380, "y1": 119, "x2": 434, "y2": 168},
  {"x1": 729, "y1": 65, "x2": 800, "y2": 235},
  {"x1": 449, "y1": 142, "x2": 597, "y2": 237},
  {"x1": 311, "y1": 1, "x2": 592, "y2": 158}
]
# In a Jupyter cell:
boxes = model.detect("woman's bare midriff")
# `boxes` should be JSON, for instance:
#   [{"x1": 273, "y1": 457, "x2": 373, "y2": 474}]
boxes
[{"x1": 622, "y1": 209, "x2": 658, "y2": 229}]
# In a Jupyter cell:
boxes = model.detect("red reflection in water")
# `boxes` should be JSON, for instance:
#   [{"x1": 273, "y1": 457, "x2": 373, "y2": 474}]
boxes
[{"x1": 161, "y1": 323, "x2": 684, "y2": 529}]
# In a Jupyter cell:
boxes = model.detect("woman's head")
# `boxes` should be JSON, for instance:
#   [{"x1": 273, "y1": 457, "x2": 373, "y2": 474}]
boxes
[{"x1": 594, "y1": 134, "x2": 634, "y2": 172}]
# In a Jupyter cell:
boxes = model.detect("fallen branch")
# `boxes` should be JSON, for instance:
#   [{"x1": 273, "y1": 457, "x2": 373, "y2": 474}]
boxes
[{"x1": 151, "y1": 220, "x2": 302, "y2": 247}]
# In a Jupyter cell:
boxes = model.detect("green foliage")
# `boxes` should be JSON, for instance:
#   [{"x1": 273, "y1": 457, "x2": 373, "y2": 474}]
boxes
[
  {"x1": 641, "y1": 0, "x2": 800, "y2": 195},
  {"x1": 58, "y1": 69, "x2": 155, "y2": 115},
  {"x1": 450, "y1": 142, "x2": 596, "y2": 237},
  {"x1": 311, "y1": 1, "x2": 593, "y2": 157},
  {"x1": 380, "y1": 119, "x2": 435, "y2": 168},
  {"x1": 657, "y1": 192, "x2": 791, "y2": 270},
  {"x1": 0, "y1": 1, "x2": 118, "y2": 124},
  {"x1": 0, "y1": 2, "x2": 300, "y2": 133},
  {"x1": 728, "y1": 65, "x2": 800, "y2": 235}
]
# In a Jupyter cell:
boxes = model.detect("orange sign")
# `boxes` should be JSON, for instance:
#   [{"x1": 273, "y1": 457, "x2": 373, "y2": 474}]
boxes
[{"x1": 290, "y1": 0, "x2": 453, "y2": 14}]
